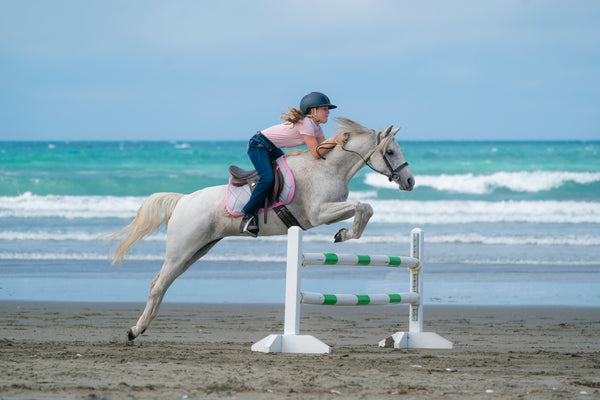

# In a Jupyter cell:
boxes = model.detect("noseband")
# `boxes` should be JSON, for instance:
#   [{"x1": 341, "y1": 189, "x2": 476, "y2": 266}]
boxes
[{"x1": 381, "y1": 157, "x2": 409, "y2": 182}]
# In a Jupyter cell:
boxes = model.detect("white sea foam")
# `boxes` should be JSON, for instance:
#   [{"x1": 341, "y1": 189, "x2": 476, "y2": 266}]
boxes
[
  {"x1": 1, "y1": 193, "x2": 599, "y2": 224},
  {"x1": 0, "y1": 252, "x2": 284, "y2": 263},
  {"x1": 0, "y1": 252, "x2": 125, "y2": 261},
  {"x1": 257, "y1": 233, "x2": 600, "y2": 246},
  {"x1": 0, "y1": 193, "x2": 144, "y2": 219},
  {"x1": 365, "y1": 171, "x2": 600, "y2": 194},
  {"x1": 425, "y1": 233, "x2": 600, "y2": 246},
  {"x1": 369, "y1": 200, "x2": 600, "y2": 224},
  {"x1": 2, "y1": 230, "x2": 597, "y2": 247},
  {"x1": 347, "y1": 190, "x2": 378, "y2": 200},
  {"x1": 0, "y1": 231, "x2": 166, "y2": 242}
]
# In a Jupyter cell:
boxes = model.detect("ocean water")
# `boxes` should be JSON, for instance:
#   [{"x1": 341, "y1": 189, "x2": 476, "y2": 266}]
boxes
[{"x1": 1, "y1": 141, "x2": 599, "y2": 306}]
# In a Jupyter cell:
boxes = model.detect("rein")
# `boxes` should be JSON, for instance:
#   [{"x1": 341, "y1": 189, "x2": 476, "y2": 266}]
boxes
[
  {"x1": 316, "y1": 129, "x2": 408, "y2": 181},
  {"x1": 315, "y1": 141, "x2": 335, "y2": 160}
]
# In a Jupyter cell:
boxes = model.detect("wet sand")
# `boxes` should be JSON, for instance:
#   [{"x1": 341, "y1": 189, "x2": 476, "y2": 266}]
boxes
[{"x1": 1, "y1": 302, "x2": 599, "y2": 399}]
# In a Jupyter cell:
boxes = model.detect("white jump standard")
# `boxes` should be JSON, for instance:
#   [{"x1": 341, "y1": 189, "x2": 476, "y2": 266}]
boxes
[{"x1": 251, "y1": 227, "x2": 452, "y2": 353}]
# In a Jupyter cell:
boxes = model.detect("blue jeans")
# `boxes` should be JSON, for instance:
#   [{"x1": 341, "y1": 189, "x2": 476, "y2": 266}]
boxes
[{"x1": 241, "y1": 133, "x2": 285, "y2": 217}]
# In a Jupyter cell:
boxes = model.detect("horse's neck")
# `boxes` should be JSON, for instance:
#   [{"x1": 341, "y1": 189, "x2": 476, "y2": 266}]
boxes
[
  {"x1": 287, "y1": 147, "x2": 365, "y2": 184},
  {"x1": 329, "y1": 148, "x2": 365, "y2": 181}
]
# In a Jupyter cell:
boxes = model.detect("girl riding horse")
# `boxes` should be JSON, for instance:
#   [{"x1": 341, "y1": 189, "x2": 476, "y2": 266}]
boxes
[{"x1": 240, "y1": 92, "x2": 343, "y2": 236}]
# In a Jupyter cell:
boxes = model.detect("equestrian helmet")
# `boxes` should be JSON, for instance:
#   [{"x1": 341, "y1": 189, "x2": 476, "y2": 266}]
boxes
[{"x1": 300, "y1": 92, "x2": 337, "y2": 115}]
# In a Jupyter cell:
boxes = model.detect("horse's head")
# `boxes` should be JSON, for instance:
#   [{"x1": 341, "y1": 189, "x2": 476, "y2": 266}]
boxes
[
  {"x1": 369, "y1": 125, "x2": 415, "y2": 191},
  {"x1": 335, "y1": 117, "x2": 415, "y2": 191}
]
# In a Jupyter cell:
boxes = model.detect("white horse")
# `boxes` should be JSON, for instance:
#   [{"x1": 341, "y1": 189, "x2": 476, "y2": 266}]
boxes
[{"x1": 108, "y1": 117, "x2": 414, "y2": 340}]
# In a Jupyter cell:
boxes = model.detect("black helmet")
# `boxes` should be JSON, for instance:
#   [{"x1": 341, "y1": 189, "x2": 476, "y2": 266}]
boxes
[{"x1": 299, "y1": 92, "x2": 337, "y2": 115}]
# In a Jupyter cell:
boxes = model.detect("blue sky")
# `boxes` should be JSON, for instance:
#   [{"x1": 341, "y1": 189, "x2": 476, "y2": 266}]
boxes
[{"x1": 1, "y1": 1, "x2": 598, "y2": 141}]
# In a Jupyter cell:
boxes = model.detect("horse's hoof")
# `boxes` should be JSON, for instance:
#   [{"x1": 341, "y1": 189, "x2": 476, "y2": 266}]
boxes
[
  {"x1": 127, "y1": 327, "x2": 137, "y2": 341},
  {"x1": 334, "y1": 229, "x2": 347, "y2": 243}
]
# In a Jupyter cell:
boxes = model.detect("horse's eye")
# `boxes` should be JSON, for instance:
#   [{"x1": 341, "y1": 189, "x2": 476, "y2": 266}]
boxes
[{"x1": 386, "y1": 149, "x2": 394, "y2": 156}]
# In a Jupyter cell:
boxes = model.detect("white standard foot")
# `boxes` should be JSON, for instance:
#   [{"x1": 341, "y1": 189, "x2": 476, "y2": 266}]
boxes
[
  {"x1": 379, "y1": 332, "x2": 453, "y2": 349},
  {"x1": 251, "y1": 334, "x2": 331, "y2": 354}
]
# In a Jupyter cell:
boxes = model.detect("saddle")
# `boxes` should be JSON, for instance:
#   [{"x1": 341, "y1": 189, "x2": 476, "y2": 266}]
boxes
[
  {"x1": 228, "y1": 159, "x2": 284, "y2": 210},
  {"x1": 228, "y1": 166, "x2": 262, "y2": 187},
  {"x1": 227, "y1": 157, "x2": 303, "y2": 229}
]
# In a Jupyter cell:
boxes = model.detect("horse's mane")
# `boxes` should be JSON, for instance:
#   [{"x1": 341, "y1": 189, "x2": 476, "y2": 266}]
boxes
[
  {"x1": 336, "y1": 117, "x2": 396, "y2": 153},
  {"x1": 334, "y1": 117, "x2": 374, "y2": 136},
  {"x1": 285, "y1": 148, "x2": 308, "y2": 157}
]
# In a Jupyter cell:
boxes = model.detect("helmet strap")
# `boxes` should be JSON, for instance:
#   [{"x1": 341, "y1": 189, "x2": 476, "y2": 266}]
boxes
[{"x1": 309, "y1": 108, "x2": 321, "y2": 124}]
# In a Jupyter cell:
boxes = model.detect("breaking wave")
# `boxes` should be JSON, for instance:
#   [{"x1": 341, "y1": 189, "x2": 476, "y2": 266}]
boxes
[
  {"x1": 2, "y1": 193, "x2": 598, "y2": 224},
  {"x1": 365, "y1": 171, "x2": 600, "y2": 194}
]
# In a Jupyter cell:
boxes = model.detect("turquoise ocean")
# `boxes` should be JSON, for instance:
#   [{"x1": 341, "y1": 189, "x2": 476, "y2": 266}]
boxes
[{"x1": 1, "y1": 141, "x2": 599, "y2": 306}]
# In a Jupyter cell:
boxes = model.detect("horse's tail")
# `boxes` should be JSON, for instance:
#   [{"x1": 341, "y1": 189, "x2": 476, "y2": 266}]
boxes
[{"x1": 107, "y1": 192, "x2": 183, "y2": 266}]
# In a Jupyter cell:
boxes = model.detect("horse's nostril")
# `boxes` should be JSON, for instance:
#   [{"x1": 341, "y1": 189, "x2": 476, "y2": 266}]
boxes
[{"x1": 408, "y1": 177, "x2": 415, "y2": 189}]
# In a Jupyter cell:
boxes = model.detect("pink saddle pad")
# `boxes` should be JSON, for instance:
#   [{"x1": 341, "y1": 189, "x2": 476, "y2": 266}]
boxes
[{"x1": 225, "y1": 156, "x2": 295, "y2": 216}]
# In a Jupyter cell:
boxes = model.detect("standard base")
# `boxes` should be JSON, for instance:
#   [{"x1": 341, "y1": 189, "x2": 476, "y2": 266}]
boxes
[
  {"x1": 378, "y1": 332, "x2": 453, "y2": 349},
  {"x1": 251, "y1": 334, "x2": 331, "y2": 354}
]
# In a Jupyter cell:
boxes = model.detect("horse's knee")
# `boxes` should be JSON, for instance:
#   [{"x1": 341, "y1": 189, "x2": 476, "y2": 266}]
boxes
[
  {"x1": 353, "y1": 202, "x2": 373, "y2": 227},
  {"x1": 337, "y1": 203, "x2": 373, "y2": 242},
  {"x1": 359, "y1": 202, "x2": 373, "y2": 219}
]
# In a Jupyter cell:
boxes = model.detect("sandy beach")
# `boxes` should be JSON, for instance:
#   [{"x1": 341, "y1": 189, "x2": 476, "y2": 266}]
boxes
[{"x1": 1, "y1": 302, "x2": 599, "y2": 399}]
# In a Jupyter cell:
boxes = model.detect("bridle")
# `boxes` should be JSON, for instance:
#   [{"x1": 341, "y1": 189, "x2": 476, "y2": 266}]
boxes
[
  {"x1": 317, "y1": 129, "x2": 409, "y2": 182},
  {"x1": 380, "y1": 154, "x2": 409, "y2": 182}
]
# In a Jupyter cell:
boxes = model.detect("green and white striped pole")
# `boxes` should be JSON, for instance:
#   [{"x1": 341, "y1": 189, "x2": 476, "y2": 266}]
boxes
[
  {"x1": 302, "y1": 252, "x2": 420, "y2": 269},
  {"x1": 301, "y1": 292, "x2": 419, "y2": 306}
]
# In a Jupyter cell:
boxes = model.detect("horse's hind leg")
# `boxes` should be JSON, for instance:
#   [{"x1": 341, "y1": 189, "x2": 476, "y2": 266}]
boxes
[
  {"x1": 127, "y1": 239, "x2": 220, "y2": 341},
  {"x1": 127, "y1": 258, "x2": 183, "y2": 340}
]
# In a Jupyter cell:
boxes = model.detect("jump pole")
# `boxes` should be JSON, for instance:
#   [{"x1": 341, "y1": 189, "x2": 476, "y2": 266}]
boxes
[{"x1": 251, "y1": 227, "x2": 452, "y2": 353}]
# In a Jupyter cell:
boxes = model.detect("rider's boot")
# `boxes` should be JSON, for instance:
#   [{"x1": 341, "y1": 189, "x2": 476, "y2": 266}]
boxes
[{"x1": 240, "y1": 214, "x2": 259, "y2": 237}]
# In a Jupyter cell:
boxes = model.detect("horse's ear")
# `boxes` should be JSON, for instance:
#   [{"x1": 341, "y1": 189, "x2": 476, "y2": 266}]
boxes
[
  {"x1": 342, "y1": 132, "x2": 350, "y2": 144},
  {"x1": 383, "y1": 126, "x2": 401, "y2": 137},
  {"x1": 382, "y1": 126, "x2": 393, "y2": 138}
]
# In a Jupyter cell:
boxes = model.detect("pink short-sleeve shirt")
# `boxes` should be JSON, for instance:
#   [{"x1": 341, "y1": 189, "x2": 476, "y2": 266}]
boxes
[{"x1": 261, "y1": 118, "x2": 324, "y2": 148}]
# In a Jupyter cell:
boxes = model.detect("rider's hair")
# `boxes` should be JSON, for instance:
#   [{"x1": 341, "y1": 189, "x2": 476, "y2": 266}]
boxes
[
  {"x1": 281, "y1": 107, "x2": 320, "y2": 124},
  {"x1": 280, "y1": 107, "x2": 305, "y2": 124}
]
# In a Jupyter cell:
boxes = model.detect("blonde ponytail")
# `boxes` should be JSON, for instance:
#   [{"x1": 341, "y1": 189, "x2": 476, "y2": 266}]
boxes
[{"x1": 280, "y1": 107, "x2": 306, "y2": 124}]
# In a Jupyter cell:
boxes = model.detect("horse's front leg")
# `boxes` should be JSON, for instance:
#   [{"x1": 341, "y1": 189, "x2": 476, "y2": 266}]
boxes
[{"x1": 315, "y1": 201, "x2": 373, "y2": 242}]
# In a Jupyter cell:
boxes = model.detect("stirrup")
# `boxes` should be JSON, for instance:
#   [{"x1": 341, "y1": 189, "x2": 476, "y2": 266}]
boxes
[{"x1": 240, "y1": 215, "x2": 259, "y2": 237}]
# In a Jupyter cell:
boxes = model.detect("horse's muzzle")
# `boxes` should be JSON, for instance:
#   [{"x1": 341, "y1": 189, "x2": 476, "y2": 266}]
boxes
[{"x1": 397, "y1": 176, "x2": 415, "y2": 191}]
